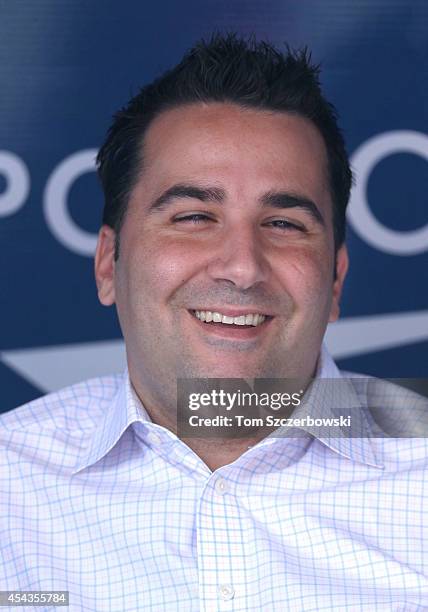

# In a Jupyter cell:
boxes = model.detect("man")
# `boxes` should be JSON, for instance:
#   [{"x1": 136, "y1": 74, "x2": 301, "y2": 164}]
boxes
[{"x1": 1, "y1": 34, "x2": 427, "y2": 611}]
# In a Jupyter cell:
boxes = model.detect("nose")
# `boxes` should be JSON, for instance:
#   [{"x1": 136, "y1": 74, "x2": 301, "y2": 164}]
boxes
[{"x1": 206, "y1": 223, "x2": 270, "y2": 290}]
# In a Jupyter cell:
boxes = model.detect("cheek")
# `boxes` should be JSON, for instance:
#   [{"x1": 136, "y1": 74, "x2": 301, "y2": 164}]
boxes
[
  {"x1": 120, "y1": 238, "x2": 203, "y2": 312},
  {"x1": 274, "y1": 246, "x2": 333, "y2": 299}
]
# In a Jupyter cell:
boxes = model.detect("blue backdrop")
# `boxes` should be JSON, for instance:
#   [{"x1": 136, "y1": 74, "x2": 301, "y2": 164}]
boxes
[{"x1": 1, "y1": 0, "x2": 427, "y2": 413}]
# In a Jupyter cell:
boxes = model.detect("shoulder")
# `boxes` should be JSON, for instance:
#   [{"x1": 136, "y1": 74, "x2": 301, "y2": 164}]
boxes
[
  {"x1": 341, "y1": 371, "x2": 427, "y2": 424},
  {"x1": 0, "y1": 374, "x2": 123, "y2": 435},
  {"x1": 341, "y1": 370, "x2": 428, "y2": 469},
  {"x1": 0, "y1": 374, "x2": 125, "y2": 476}
]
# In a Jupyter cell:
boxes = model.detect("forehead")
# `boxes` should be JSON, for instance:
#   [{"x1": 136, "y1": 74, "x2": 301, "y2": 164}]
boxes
[{"x1": 138, "y1": 102, "x2": 330, "y2": 202}]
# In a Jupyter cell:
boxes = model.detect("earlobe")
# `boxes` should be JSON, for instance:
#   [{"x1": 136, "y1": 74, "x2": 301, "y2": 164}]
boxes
[
  {"x1": 329, "y1": 245, "x2": 349, "y2": 323},
  {"x1": 94, "y1": 225, "x2": 117, "y2": 306}
]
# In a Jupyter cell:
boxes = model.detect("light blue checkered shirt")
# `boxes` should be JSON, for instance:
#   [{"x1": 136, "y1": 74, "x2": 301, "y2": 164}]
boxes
[{"x1": 1, "y1": 346, "x2": 428, "y2": 611}]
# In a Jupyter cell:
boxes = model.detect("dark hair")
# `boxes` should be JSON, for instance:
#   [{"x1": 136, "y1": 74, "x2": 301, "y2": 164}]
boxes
[{"x1": 97, "y1": 33, "x2": 352, "y2": 257}]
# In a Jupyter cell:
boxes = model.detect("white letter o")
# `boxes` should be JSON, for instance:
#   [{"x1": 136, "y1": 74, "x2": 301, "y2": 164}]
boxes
[
  {"x1": 44, "y1": 149, "x2": 99, "y2": 256},
  {"x1": 348, "y1": 131, "x2": 428, "y2": 255}
]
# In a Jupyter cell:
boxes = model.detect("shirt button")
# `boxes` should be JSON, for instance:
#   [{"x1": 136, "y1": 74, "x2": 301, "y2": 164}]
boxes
[
  {"x1": 218, "y1": 584, "x2": 235, "y2": 600},
  {"x1": 215, "y1": 478, "x2": 228, "y2": 495}
]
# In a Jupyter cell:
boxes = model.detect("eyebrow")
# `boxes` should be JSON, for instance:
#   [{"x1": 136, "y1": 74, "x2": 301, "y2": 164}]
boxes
[
  {"x1": 149, "y1": 182, "x2": 325, "y2": 226},
  {"x1": 260, "y1": 191, "x2": 325, "y2": 226},
  {"x1": 149, "y1": 184, "x2": 226, "y2": 211}
]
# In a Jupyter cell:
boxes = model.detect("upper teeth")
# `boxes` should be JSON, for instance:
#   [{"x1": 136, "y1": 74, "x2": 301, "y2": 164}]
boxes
[{"x1": 194, "y1": 311, "x2": 266, "y2": 326}]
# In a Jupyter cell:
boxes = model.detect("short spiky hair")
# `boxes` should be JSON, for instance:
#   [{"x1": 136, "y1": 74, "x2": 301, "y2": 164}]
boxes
[{"x1": 97, "y1": 33, "x2": 352, "y2": 256}]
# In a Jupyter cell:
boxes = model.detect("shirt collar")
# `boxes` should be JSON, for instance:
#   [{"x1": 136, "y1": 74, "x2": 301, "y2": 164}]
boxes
[
  {"x1": 72, "y1": 345, "x2": 384, "y2": 474},
  {"x1": 303, "y1": 344, "x2": 384, "y2": 469},
  {"x1": 72, "y1": 370, "x2": 152, "y2": 474}
]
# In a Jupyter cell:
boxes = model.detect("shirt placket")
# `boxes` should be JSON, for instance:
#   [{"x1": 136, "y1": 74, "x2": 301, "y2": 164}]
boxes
[{"x1": 197, "y1": 468, "x2": 250, "y2": 612}]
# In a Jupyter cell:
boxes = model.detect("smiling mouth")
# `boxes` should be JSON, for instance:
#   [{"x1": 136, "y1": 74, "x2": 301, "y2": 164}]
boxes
[{"x1": 190, "y1": 309, "x2": 273, "y2": 328}]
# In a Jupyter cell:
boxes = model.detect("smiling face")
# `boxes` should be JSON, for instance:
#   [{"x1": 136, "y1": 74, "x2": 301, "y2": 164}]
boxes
[{"x1": 95, "y1": 103, "x2": 348, "y2": 413}]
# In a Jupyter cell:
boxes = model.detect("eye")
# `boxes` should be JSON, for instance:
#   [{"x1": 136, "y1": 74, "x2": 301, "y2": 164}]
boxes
[
  {"x1": 263, "y1": 219, "x2": 307, "y2": 232},
  {"x1": 173, "y1": 213, "x2": 214, "y2": 224}
]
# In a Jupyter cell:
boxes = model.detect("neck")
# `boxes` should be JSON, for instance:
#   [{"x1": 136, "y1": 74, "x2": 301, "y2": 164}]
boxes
[
  {"x1": 129, "y1": 362, "x2": 319, "y2": 472},
  {"x1": 180, "y1": 433, "x2": 269, "y2": 471}
]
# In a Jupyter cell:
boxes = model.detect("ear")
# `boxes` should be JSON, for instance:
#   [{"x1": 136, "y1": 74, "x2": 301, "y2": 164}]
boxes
[
  {"x1": 94, "y1": 225, "x2": 116, "y2": 306},
  {"x1": 329, "y1": 244, "x2": 349, "y2": 323}
]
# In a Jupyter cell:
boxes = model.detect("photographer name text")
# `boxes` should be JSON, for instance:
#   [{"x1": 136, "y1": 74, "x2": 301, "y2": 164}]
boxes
[{"x1": 187, "y1": 414, "x2": 351, "y2": 428}]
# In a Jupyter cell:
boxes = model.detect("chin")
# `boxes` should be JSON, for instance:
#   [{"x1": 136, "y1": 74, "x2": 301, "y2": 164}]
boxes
[{"x1": 178, "y1": 358, "x2": 259, "y2": 380}]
